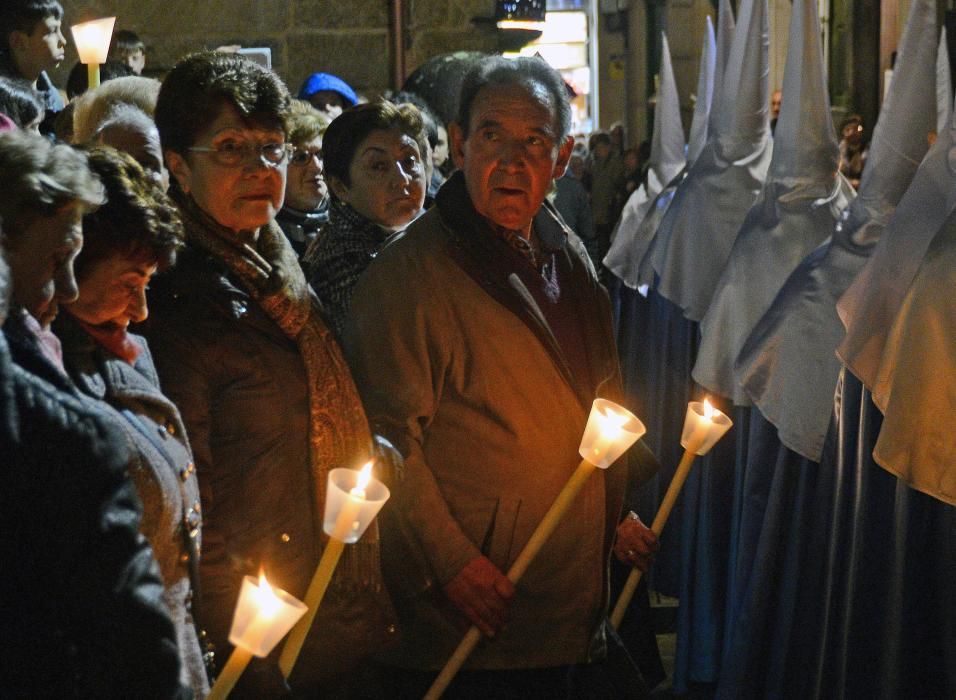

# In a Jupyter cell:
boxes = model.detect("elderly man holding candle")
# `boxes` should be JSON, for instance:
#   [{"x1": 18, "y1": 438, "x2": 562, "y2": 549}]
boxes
[{"x1": 344, "y1": 56, "x2": 660, "y2": 697}]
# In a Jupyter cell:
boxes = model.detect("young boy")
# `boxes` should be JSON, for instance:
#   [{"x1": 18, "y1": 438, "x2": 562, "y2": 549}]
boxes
[
  {"x1": 109, "y1": 29, "x2": 145, "y2": 75},
  {"x1": 0, "y1": 1, "x2": 66, "y2": 129}
]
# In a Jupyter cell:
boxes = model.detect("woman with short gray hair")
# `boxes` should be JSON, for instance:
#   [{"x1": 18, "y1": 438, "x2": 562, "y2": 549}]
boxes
[{"x1": 144, "y1": 51, "x2": 398, "y2": 696}]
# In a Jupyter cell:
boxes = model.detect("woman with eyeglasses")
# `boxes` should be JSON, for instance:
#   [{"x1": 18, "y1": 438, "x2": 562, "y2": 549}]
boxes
[
  {"x1": 143, "y1": 52, "x2": 398, "y2": 697},
  {"x1": 276, "y1": 100, "x2": 330, "y2": 258},
  {"x1": 301, "y1": 100, "x2": 428, "y2": 339}
]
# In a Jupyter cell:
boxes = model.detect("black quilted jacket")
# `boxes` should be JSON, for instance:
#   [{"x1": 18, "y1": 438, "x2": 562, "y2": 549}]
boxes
[{"x1": 0, "y1": 318, "x2": 188, "y2": 698}]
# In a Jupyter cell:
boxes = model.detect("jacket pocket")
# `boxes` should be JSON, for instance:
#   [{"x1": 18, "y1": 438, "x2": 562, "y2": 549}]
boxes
[
  {"x1": 379, "y1": 503, "x2": 435, "y2": 599},
  {"x1": 481, "y1": 496, "x2": 522, "y2": 572}
]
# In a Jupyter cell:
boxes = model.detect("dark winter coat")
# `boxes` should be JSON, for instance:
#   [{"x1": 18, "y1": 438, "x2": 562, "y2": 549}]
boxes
[
  {"x1": 0, "y1": 317, "x2": 186, "y2": 698},
  {"x1": 344, "y1": 173, "x2": 657, "y2": 670},
  {"x1": 142, "y1": 242, "x2": 397, "y2": 694},
  {"x1": 55, "y1": 312, "x2": 210, "y2": 697}
]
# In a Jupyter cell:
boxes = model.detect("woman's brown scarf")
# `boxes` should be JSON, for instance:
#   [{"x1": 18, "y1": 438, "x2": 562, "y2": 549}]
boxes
[{"x1": 176, "y1": 193, "x2": 384, "y2": 591}]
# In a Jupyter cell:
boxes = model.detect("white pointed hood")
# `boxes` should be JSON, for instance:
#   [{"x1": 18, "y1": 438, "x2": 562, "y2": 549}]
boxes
[
  {"x1": 693, "y1": 0, "x2": 849, "y2": 403},
  {"x1": 837, "y1": 0, "x2": 938, "y2": 250},
  {"x1": 835, "y1": 0, "x2": 940, "y2": 392},
  {"x1": 649, "y1": 33, "x2": 687, "y2": 189},
  {"x1": 937, "y1": 28, "x2": 951, "y2": 133},
  {"x1": 767, "y1": 0, "x2": 839, "y2": 184},
  {"x1": 714, "y1": 0, "x2": 770, "y2": 160},
  {"x1": 688, "y1": 16, "x2": 718, "y2": 164},
  {"x1": 735, "y1": 0, "x2": 940, "y2": 460},
  {"x1": 649, "y1": 0, "x2": 772, "y2": 321},
  {"x1": 707, "y1": 0, "x2": 737, "y2": 137},
  {"x1": 605, "y1": 32, "x2": 686, "y2": 288},
  {"x1": 634, "y1": 14, "x2": 721, "y2": 291}
]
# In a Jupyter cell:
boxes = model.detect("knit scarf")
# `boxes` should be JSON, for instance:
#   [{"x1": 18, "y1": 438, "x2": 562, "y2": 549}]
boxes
[{"x1": 175, "y1": 193, "x2": 385, "y2": 592}]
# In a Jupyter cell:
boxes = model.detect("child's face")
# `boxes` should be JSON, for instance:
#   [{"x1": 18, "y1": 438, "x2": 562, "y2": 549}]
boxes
[
  {"x1": 25, "y1": 15, "x2": 66, "y2": 72},
  {"x1": 127, "y1": 48, "x2": 145, "y2": 75}
]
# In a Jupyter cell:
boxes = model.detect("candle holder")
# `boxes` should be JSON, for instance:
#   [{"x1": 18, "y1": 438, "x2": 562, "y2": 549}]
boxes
[
  {"x1": 579, "y1": 398, "x2": 648, "y2": 468},
  {"x1": 681, "y1": 400, "x2": 733, "y2": 455},
  {"x1": 610, "y1": 399, "x2": 733, "y2": 629},
  {"x1": 207, "y1": 574, "x2": 306, "y2": 700},
  {"x1": 70, "y1": 17, "x2": 115, "y2": 90},
  {"x1": 278, "y1": 462, "x2": 389, "y2": 678},
  {"x1": 323, "y1": 466, "x2": 390, "y2": 543},
  {"x1": 425, "y1": 399, "x2": 646, "y2": 700}
]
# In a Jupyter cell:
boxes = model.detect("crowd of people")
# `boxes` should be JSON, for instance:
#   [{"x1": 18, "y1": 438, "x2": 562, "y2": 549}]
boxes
[
  {"x1": 0, "y1": 1, "x2": 664, "y2": 698},
  {"x1": 5, "y1": 0, "x2": 932, "y2": 696}
]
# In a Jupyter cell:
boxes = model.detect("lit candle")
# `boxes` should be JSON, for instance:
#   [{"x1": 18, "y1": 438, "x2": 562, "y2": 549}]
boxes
[
  {"x1": 70, "y1": 17, "x2": 115, "y2": 90},
  {"x1": 425, "y1": 399, "x2": 646, "y2": 700},
  {"x1": 278, "y1": 461, "x2": 389, "y2": 678},
  {"x1": 207, "y1": 573, "x2": 306, "y2": 700},
  {"x1": 330, "y1": 460, "x2": 371, "y2": 540},
  {"x1": 609, "y1": 398, "x2": 733, "y2": 629}
]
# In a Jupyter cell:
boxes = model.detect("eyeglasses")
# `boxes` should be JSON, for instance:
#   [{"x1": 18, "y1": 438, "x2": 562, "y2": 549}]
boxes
[
  {"x1": 290, "y1": 148, "x2": 322, "y2": 166},
  {"x1": 188, "y1": 140, "x2": 293, "y2": 168}
]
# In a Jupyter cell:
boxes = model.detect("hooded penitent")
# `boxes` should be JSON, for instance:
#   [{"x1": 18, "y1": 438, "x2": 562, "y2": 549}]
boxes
[
  {"x1": 869, "y1": 209, "x2": 956, "y2": 505},
  {"x1": 649, "y1": 0, "x2": 772, "y2": 321},
  {"x1": 735, "y1": 0, "x2": 939, "y2": 460},
  {"x1": 835, "y1": 0, "x2": 947, "y2": 405},
  {"x1": 692, "y1": 0, "x2": 852, "y2": 404},
  {"x1": 636, "y1": 6, "x2": 729, "y2": 291},
  {"x1": 605, "y1": 31, "x2": 686, "y2": 288}
]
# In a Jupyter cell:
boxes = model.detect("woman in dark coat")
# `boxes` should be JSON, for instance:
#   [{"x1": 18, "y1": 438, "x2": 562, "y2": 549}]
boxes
[
  {"x1": 144, "y1": 51, "x2": 397, "y2": 697},
  {"x1": 53, "y1": 147, "x2": 209, "y2": 697},
  {"x1": 301, "y1": 99, "x2": 428, "y2": 338},
  {"x1": 0, "y1": 131, "x2": 185, "y2": 699}
]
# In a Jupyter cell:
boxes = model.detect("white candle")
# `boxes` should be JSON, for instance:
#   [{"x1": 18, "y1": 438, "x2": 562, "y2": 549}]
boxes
[
  {"x1": 234, "y1": 572, "x2": 284, "y2": 652},
  {"x1": 425, "y1": 399, "x2": 646, "y2": 699},
  {"x1": 681, "y1": 398, "x2": 732, "y2": 455},
  {"x1": 279, "y1": 461, "x2": 389, "y2": 678},
  {"x1": 578, "y1": 398, "x2": 646, "y2": 469},
  {"x1": 70, "y1": 17, "x2": 115, "y2": 90},
  {"x1": 610, "y1": 397, "x2": 733, "y2": 629},
  {"x1": 208, "y1": 573, "x2": 306, "y2": 700},
  {"x1": 328, "y1": 461, "x2": 372, "y2": 542}
]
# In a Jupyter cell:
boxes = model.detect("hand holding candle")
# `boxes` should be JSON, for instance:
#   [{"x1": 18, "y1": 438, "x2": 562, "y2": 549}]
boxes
[
  {"x1": 424, "y1": 399, "x2": 646, "y2": 700},
  {"x1": 609, "y1": 398, "x2": 732, "y2": 629},
  {"x1": 206, "y1": 573, "x2": 307, "y2": 700},
  {"x1": 278, "y1": 461, "x2": 389, "y2": 678}
]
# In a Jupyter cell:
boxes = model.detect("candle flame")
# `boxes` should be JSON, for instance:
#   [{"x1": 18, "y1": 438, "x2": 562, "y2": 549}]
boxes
[
  {"x1": 356, "y1": 461, "x2": 374, "y2": 492},
  {"x1": 597, "y1": 406, "x2": 629, "y2": 440},
  {"x1": 703, "y1": 398, "x2": 716, "y2": 420},
  {"x1": 255, "y1": 571, "x2": 282, "y2": 619}
]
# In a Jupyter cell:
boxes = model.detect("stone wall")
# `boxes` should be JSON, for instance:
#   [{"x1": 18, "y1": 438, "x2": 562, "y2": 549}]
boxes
[
  {"x1": 48, "y1": 1, "x2": 895, "y2": 146},
  {"x1": 52, "y1": 0, "x2": 497, "y2": 100}
]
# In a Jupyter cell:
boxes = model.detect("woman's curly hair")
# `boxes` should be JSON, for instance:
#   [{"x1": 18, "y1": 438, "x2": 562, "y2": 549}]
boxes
[{"x1": 75, "y1": 146, "x2": 184, "y2": 280}]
